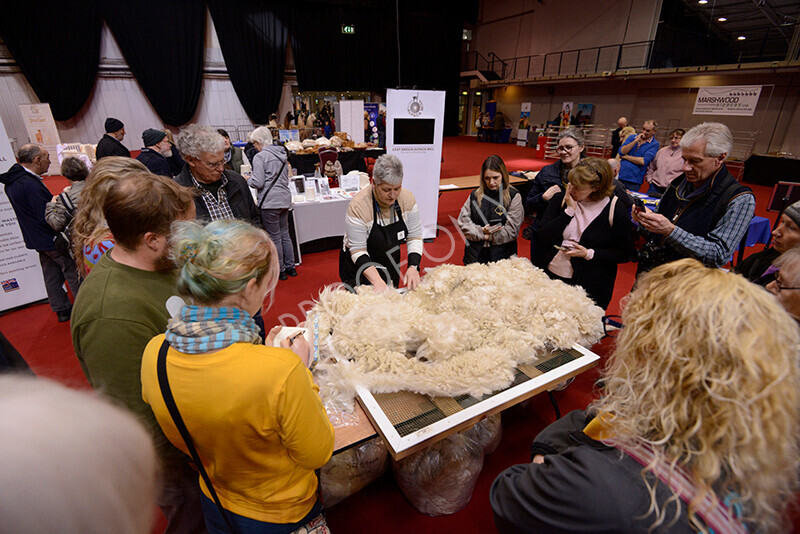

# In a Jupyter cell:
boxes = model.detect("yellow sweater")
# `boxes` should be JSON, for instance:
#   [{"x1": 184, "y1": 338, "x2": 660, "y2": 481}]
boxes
[{"x1": 141, "y1": 335, "x2": 334, "y2": 523}]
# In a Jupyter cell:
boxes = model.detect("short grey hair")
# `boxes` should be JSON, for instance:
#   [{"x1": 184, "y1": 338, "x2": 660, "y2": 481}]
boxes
[
  {"x1": 643, "y1": 119, "x2": 658, "y2": 129},
  {"x1": 249, "y1": 126, "x2": 273, "y2": 147},
  {"x1": 176, "y1": 125, "x2": 225, "y2": 158},
  {"x1": 60, "y1": 157, "x2": 90, "y2": 181},
  {"x1": 681, "y1": 122, "x2": 733, "y2": 157},
  {"x1": 774, "y1": 246, "x2": 800, "y2": 286},
  {"x1": 557, "y1": 127, "x2": 585, "y2": 148},
  {"x1": 373, "y1": 154, "x2": 404, "y2": 186},
  {"x1": 17, "y1": 144, "x2": 43, "y2": 164},
  {"x1": 0, "y1": 375, "x2": 158, "y2": 534}
]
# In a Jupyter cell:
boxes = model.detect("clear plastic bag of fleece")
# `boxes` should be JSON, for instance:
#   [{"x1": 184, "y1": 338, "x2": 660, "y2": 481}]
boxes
[
  {"x1": 390, "y1": 432, "x2": 484, "y2": 516},
  {"x1": 319, "y1": 437, "x2": 388, "y2": 507}
]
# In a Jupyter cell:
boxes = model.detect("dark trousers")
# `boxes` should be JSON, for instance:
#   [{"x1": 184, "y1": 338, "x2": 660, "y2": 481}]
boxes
[
  {"x1": 159, "y1": 459, "x2": 209, "y2": 534},
  {"x1": 38, "y1": 248, "x2": 81, "y2": 313}
]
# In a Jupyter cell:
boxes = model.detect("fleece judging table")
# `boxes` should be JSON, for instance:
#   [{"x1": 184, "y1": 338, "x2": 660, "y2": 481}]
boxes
[{"x1": 331, "y1": 344, "x2": 600, "y2": 458}]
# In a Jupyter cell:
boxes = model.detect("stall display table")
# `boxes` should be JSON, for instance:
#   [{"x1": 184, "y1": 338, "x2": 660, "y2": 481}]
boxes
[
  {"x1": 743, "y1": 154, "x2": 800, "y2": 187},
  {"x1": 289, "y1": 148, "x2": 386, "y2": 175},
  {"x1": 439, "y1": 173, "x2": 535, "y2": 193}
]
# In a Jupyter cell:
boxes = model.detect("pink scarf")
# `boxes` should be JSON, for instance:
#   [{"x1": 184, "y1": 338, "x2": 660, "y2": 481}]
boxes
[{"x1": 549, "y1": 196, "x2": 610, "y2": 278}]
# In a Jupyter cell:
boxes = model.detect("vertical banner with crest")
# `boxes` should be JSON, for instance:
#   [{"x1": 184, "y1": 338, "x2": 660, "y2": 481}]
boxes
[
  {"x1": 386, "y1": 89, "x2": 446, "y2": 239},
  {"x1": 0, "y1": 112, "x2": 48, "y2": 311}
]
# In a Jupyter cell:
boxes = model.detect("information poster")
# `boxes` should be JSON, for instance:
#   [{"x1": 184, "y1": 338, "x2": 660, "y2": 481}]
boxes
[
  {"x1": 560, "y1": 101, "x2": 573, "y2": 126},
  {"x1": 0, "y1": 113, "x2": 47, "y2": 311},
  {"x1": 19, "y1": 103, "x2": 61, "y2": 175},
  {"x1": 517, "y1": 102, "x2": 531, "y2": 147},
  {"x1": 364, "y1": 102, "x2": 380, "y2": 145},
  {"x1": 386, "y1": 89, "x2": 445, "y2": 239},
  {"x1": 693, "y1": 86, "x2": 762, "y2": 116}
]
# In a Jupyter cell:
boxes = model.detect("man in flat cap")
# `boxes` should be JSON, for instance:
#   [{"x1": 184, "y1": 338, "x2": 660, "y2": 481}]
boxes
[
  {"x1": 95, "y1": 118, "x2": 130, "y2": 160},
  {"x1": 136, "y1": 128, "x2": 173, "y2": 177}
]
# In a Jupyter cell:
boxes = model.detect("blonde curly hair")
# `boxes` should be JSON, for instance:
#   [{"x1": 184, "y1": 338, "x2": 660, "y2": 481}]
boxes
[
  {"x1": 592, "y1": 258, "x2": 800, "y2": 532},
  {"x1": 71, "y1": 157, "x2": 148, "y2": 276}
]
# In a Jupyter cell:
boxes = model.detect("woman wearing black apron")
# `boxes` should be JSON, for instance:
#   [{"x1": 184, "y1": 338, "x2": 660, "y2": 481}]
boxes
[{"x1": 339, "y1": 154, "x2": 423, "y2": 292}]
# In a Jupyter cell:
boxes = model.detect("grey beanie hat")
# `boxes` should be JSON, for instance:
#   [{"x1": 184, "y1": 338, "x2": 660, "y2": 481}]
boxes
[
  {"x1": 784, "y1": 200, "x2": 800, "y2": 228},
  {"x1": 142, "y1": 128, "x2": 167, "y2": 147}
]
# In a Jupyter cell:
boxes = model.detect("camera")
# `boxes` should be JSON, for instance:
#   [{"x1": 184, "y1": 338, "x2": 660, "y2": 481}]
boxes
[{"x1": 634, "y1": 240, "x2": 671, "y2": 273}]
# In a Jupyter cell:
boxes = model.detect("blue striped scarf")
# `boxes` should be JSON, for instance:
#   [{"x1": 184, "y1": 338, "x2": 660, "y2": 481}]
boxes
[{"x1": 165, "y1": 305, "x2": 261, "y2": 354}]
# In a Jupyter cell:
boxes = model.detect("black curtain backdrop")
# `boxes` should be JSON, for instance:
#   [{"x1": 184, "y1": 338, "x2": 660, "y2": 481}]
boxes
[
  {"x1": 103, "y1": 1, "x2": 205, "y2": 126},
  {"x1": 284, "y1": 1, "x2": 398, "y2": 93},
  {"x1": 209, "y1": 1, "x2": 287, "y2": 124},
  {"x1": 287, "y1": 0, "x2": 465, "y2": 135},
  {"x1": 0, "y1": 1, "x2": 101, "y2": 121}
]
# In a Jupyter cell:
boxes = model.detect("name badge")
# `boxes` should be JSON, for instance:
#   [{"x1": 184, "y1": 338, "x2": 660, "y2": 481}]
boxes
[{"x1": 397, "y1": 230, "x2": 405, "y2": 240}]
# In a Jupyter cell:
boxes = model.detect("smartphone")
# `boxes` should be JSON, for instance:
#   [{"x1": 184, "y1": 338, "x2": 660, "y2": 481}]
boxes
[
  {"x1": 489, "y1": 217, "x2": 503, "y2": 226},
  {"x1": 632, "y1": 196, "x2": 646, "y2": 212},
  {"x1": 554, "y1": 244, "x2": 573, "y2": 252}
]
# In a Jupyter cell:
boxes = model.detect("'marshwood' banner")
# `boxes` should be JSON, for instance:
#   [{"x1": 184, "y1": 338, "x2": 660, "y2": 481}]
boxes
[
  {"x1": 386, "y1": 89, "x2": 445, "y2": 239},
  {"x1": 0, "y1": 112, "x2": 47, "y2": 311},
  {"x1": 693, "y1": 86, "x2": 762, "y2": 116}
]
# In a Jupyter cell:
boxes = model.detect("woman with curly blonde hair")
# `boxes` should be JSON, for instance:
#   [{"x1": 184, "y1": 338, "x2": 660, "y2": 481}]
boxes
[
  {"x1": 71, "y1": 157, "x2": 148, "y2": 276},
  {"x1": 491, "y1": 258, "x2": 800, "y2": 533}
]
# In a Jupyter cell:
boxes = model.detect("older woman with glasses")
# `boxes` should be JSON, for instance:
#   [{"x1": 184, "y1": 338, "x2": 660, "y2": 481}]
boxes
[
  {"x1": 766, "y1": 246, "x2": 800, "y2": 322},
  {"x1": 175, "y1": 124, "x2": 261, "y2": 229},
  {"x1": 533, "y1": 157, "x2": 633, "y2": 309},
  {"x1": 525, "y1": 127, "x2": 586, "y2": 258}
]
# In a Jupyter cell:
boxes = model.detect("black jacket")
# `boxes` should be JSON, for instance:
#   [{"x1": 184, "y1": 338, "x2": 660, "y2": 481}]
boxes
[
  {"x1": 174, "y1": 166, "x2": 262, "y2": 229},
  {"x1": 526, "y1": 159, "x2": 572, "y2": 221},
  {"x1": 136, "y1": 148, "x2": 172, "y2": 177},
  {"x1": 491, "y1": 410, "x2": 697, "y2": 534},
  {"x1": 95, "y1": 134, "x2": 130, "y2": 159},
  {"x1": 534, "y1": 192, "x2": 634, "y2": 309},
  {"x1": 0, "y1": 163, "x2": 58, "y2": 250},
  {"x1": 733, "y1": 246, "x2": 780, "y2": 286}
]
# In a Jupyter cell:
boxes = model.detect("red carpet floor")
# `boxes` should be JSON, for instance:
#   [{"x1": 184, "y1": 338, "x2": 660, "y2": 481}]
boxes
[{"x1": 0, "y1": 136, "x2": 785, "y2": 533}]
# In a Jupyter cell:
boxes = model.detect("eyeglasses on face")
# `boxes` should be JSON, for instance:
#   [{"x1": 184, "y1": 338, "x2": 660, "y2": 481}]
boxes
[
  {"x1": 199, "y1": 159, "x2": 225, "y2": 169},
  {"x1": 774, "y1": 277, "x2": 800, "y2": 292},
  {"x1": 556, "y1": 144, "x2": 578, "y2": 153}
]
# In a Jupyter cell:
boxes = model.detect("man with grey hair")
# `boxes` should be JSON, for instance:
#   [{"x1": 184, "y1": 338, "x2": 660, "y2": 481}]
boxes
[
  {"x1": 633, "y1": 122, "x2": 755, "y2": 272},
  {"x1": 767, "y1": 246, "x2": 800, "y2": 323},
  {"x1": 0, "y1": 144, "x2": 81, "y2": 321},
  {"x1": 340, "y1": 153, "x2": 423, "y2": 292},
  {"x1": 610, "y1": 116, "x2": 627, "y2": 158},
  {"x1": 174, "y1": 124, "x2": 260, "y2": 228},
  {"x1": 618, "y1": 119, "x2": 659, "y2": 191}
]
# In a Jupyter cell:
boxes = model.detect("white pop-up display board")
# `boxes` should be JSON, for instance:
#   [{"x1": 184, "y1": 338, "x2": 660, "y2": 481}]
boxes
[
  {"x1": 0, "y1": 113, "x2": 48, "y2": 311},
  {"x1": 333, "y1": 100, "x2": 365, "y2": 144},
  {"x1": 386, "y1": 89, "x2": 445, "y2": 239}
]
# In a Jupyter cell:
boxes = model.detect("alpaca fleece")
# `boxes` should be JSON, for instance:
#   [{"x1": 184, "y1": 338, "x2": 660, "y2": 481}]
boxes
[{"x1": 310, "y1": 258, "x2": 603, "y2": 408}]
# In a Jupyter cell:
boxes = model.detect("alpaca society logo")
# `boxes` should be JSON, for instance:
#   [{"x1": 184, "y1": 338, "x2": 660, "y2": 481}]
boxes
[{"x1": 407, "y1": 95, "x2": 423, "y2": 117}]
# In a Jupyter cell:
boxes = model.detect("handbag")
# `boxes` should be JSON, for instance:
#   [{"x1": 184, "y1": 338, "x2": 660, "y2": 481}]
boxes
[{"x1": 156, "y1": 340, "x2": 240, "y2": 534}]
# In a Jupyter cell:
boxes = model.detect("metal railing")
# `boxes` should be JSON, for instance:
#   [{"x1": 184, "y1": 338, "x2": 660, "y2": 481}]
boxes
[
  {"x1": 461, "y1": 50, "x2": 507, "y2": 79},
  {"x1": 496, "y1": 41, "x2": 655, "y2": 80}
]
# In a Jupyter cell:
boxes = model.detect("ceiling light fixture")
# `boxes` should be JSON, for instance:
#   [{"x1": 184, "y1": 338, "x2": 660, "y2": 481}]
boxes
[
  {"x1": 698, "y1": 0, "x2": 708, "y2": 4},
  {"x1": 737, "y1": 35, "x2": 746, "y2": 40},
  {"x1": 718, "y1": 17, "x2": 727, "y2": 21}
]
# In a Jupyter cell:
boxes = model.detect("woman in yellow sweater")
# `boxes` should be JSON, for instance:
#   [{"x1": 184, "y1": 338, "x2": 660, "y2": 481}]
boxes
[{"x1": 141, "y1": 219, "x2": 334, "y2": 534}]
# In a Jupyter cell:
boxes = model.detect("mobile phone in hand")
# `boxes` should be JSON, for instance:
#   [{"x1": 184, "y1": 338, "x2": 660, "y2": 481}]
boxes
[
  {"x1": 554, "y1": 244, "x2": 573, "y2": 252},
  {"x1": 633, "y1": 196, "x2": 646, "y2": 212}
]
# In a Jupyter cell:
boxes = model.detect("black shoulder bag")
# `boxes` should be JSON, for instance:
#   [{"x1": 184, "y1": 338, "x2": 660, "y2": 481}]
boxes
[{"x1": 156, "y1": 340, "x2": 239, "y2": 534}]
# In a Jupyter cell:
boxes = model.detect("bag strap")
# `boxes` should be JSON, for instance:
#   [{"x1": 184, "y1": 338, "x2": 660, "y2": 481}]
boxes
[
  {"x1": 606, "y1": 438, "x2": 746, "y2": 534},
  {"x1": 59, "y1": 191, "x2": 77, "y2": 217},
  {"x1": 608, "y1": 195, "x2": 618, "y2": 229},
  {"x1": 257, "y1": 160, "x2": 288, "y2": 210},
  {"x1": 156, "y1": 340, "x2": 239, "y2": 534}
]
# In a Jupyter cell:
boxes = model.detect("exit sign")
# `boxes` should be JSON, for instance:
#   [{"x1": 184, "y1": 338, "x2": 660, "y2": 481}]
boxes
[{"x1": 341, "y1": 24, "x2": 355, "y2": 34}]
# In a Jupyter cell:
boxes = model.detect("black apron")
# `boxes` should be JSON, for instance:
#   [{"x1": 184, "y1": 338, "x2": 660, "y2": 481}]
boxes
[{"x1": 339, "y1": 194, "x2": 408, "y2": 289}]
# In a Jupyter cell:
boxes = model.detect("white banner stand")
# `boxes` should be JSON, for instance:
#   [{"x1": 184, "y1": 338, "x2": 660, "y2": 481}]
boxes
[
  {"x1": 386, "y1": 89, "x2": 445, "y2": 240},
  {"x1": 333, "y1": 100, "x2": 365, "y2": 144},
  {"x1": 0, "y1": 113, "x2": 48, "y2": 311}
]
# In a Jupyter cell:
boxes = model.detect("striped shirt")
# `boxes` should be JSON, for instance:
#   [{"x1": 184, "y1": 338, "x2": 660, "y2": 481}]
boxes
[{"x1": 665, "y1": 193, "x2": 755, "y2": 267}]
